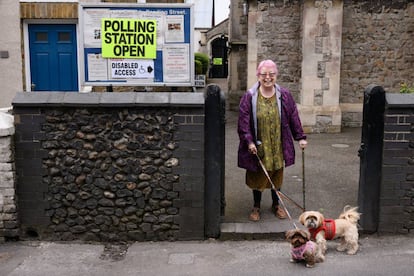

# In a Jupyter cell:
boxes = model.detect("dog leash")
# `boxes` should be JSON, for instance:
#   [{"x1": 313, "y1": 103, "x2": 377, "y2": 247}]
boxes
[
  {"x1": 255, "y1": 154, "x2": 305, "y2": 212},
  {"x1": 255, "y1": 154, "x2": 302, "y2": 229},
  {"x1": 302, "y1": 148, "x2": 306, "y2": 211},
  {"x1": 278, "y1": 189, "x2": 305, "y2": 212}
]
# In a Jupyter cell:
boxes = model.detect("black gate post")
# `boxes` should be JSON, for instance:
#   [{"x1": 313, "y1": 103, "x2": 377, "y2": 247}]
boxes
[
  {"x1": 358, "y1": 84, "x2": 386, "y2": 233},
  {"x1": 205, "y1": 84, "x2": 226, "y2": 238}
]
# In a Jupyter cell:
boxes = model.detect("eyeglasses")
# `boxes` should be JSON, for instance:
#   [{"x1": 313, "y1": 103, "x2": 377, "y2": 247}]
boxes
[{"x1": 259, "y1": 72, "x2": 276, "y2": 78}]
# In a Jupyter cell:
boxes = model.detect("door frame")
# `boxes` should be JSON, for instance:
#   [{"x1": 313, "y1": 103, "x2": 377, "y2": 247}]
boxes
[
  {"x1": 208, "y1": 34, "x2": 228, "y2": 79},
  {"x1": 23, "y1": 19, "x2": 80, "y2": 92}
]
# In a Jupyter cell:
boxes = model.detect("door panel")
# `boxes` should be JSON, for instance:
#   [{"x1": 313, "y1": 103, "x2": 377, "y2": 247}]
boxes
[
  {"x1": 34, "y1": 53, "x2": 51, "y2": 90},
  {"x1": 29, "y1": 24, "x2": 78, "y2": 91},
  {"x1": 209, "y1": 36, "x2": 228, "y2": 78}
]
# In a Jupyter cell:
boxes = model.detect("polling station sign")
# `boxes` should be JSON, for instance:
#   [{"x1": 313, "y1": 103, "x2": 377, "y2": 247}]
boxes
[
  {"x1": 101, "y1": 18, "x2": 157, "y2": 59},
  {"x1": 79, "y1": 3, "x2": 193, "y2": 87}
]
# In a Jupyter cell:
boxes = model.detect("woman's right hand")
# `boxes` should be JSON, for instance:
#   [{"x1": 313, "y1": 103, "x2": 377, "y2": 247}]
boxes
[{"x1": 248, "y1": 143, "x2": 257, "y2": 155}]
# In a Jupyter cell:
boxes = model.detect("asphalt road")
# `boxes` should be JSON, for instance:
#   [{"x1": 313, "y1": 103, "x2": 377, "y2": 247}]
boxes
[{"x1": 1, "y1": 233, "x2": 414, "y2": 276}]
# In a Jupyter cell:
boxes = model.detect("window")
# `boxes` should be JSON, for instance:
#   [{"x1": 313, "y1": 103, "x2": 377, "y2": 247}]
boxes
[
  {"x1": 58, "y1": 32, "x2": 71, "y2": 42},
  {"x1": 35, "y1": 32, "x2": 48, "y2": 42}
]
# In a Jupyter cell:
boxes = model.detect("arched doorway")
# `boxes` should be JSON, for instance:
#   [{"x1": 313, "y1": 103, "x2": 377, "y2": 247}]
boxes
[{"x1": 209, "y1": 35, "x2": 228, "y2": 78}]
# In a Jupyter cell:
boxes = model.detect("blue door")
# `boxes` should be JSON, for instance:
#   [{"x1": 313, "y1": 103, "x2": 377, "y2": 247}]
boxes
[{"x1": 29, "y1": 24, "x2": 78, "y2": 91}]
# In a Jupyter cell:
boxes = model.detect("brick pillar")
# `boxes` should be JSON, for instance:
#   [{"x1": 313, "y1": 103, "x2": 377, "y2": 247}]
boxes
[
  {"x1": 380, "y1": 93, "x2": 414, "y2": 233},
  {"x1": 13, "y1": 106, "x2": 49, "y2": 238},
  {"x1": 0, "y1": 112, "x2": 18, "y2": 241}
]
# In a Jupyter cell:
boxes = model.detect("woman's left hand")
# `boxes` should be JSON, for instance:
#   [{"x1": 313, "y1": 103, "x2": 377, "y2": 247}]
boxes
[
  {"x1": 299, "y1": 139, "x2": 307, "y2": 149},
  {"x1": 248, "y1": 143, "x2": 257, "y2": 155}
]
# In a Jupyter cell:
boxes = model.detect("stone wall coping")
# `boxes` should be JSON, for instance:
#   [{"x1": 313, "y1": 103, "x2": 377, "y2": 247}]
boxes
[
  {"x1": 0, "y1": 112, "x2": 15, "y2": 136},
  {"x1": 386, "y1": 93, "x2": 414, "y2": 108},
  {"x1": 12, "y1": 92, "x2": 205, "y2": 107}
]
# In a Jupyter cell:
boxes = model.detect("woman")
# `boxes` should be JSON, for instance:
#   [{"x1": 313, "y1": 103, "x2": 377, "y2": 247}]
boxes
[{"x1": 237, "y1": 59, "x2": 307, "y2": 221}]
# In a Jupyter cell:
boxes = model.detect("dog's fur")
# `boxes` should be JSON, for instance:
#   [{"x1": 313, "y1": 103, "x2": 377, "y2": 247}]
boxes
[
  {"x1": 286, "y1": 229, "x2": 324, "y2": 267},
  {"x1": 298, "y1": 205, "x2": 361, "y2": 257}
]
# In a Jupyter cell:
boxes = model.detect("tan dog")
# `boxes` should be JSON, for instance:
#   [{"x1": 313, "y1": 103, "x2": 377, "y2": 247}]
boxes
[
  {"x1": 285, "y1": 229, "x2": 324, "y2": 267},
  {"x1": 298, "y1": 206, "x2": 361, "y2": 257}
]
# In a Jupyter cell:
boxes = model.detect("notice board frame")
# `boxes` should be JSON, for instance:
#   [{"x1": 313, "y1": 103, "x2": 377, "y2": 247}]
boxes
[{"x1": 79, "y1": 3, "x2": 194, "y2": 87}]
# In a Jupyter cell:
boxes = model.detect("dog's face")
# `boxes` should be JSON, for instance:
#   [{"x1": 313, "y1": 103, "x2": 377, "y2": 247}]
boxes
[
  {"x1": 299, "y1": 211, "x2": 325, "y2": 229},
  {"x1": 286, "y1": 229, "x2": 311, "y2": 248}
]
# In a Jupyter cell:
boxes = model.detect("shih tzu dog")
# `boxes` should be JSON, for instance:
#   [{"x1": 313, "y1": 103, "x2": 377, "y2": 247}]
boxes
[
  {"x1": 285, "y1": 229, "x2": 324, "y2": 268},
  {"x1": 298, "y1": 205, "x2": 361, "y2": 257}
]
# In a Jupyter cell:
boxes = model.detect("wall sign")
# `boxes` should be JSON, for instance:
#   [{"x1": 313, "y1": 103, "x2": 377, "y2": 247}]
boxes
[{"x1": 79, "y1": 3, "x2": 194, "y2": 87}]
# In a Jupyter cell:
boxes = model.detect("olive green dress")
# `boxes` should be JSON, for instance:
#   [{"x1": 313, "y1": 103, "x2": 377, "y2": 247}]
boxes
[{"x1": 246, "y1": 92, "x2": 284, "y2": 191}]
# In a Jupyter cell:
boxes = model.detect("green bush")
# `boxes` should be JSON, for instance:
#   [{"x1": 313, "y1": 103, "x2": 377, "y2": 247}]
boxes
[
  {"x1": 195, "y1": 59, "x2": 203, "y2": 75},
  {"x1": 400, "y1": 82, "x2": 414, "y2": 94},
  {"x1": 195, "y1": 52, "x2": 209, "y2": 75}
]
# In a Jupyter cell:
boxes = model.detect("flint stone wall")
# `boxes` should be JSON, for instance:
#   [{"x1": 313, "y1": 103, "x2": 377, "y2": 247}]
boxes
[{"x1": 12, "y1": 92, "x2": 205, "y2": 242}]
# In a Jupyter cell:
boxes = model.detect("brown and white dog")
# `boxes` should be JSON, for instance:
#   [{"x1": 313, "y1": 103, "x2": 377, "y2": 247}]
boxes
[
  {"x1": 285, "y1": 229, "x2": 324, "y2": 267},
  {"x1": 298, "y1": 205, "x2": 361, "y2": 258}
]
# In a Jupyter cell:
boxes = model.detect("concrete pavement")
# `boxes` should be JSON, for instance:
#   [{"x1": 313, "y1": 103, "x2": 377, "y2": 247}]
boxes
[{"x1": 1, "y1": 234, "x2": 414, "y2": 276}]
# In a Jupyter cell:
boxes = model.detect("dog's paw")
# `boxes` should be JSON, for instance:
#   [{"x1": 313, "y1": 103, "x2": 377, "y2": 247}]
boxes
[
  {"x1": 316, "y1": 254, "x2": 325, "y2": 263},
  {"x1": 336, "y1": 244, "x2": 347, "y2": 252},
  {"x1": 306, "y1": 263, "x2": 315, "y2": 268},
  {"x1": 346, "y1": 248, "x2": 358, "y2": 255},
  {"x1": 289, "y1": 258, "x2": 298, "y2": 263}
]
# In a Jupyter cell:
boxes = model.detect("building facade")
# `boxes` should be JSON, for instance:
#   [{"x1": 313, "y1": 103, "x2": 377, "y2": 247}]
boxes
[
  {"x1": 0, "y1": 0, "x2": 23, "y2": 109},
  {"x1": 229, "y1": 0, "x2": 414, "y2": 132},
  {"x1": 1, "y1": 0, "x2": 413, "y2": 131}
]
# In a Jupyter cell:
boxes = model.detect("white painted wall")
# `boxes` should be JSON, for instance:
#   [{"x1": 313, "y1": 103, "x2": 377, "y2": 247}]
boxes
[{"x1": 0, "y1": 0, "x2": 23, "y2": 108}]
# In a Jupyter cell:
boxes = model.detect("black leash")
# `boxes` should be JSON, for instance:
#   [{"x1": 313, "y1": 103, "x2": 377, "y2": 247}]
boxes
[{"x1": 302, "y1": 148, "x2": 306, "y2": 211}]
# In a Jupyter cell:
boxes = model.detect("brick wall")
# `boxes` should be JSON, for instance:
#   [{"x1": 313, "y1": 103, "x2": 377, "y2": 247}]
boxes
[
  {"x1": 341, "y1": 1, "x2": 414, "y2": 103},
  {"x1": 20, "y1": 3, "x2": 78, "y2": 19},
  {"x1": 381, "y1": 93, "x2": 414, "y2": 233},
  {"x1": 255, "y1": 1, "x2": 302, "y2": 102},
  {"x1": 12, "y1": 92, "x2": 205, "y2": 242}
]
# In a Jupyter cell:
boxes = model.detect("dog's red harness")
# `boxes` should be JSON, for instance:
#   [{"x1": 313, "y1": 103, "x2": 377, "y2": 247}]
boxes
[{"x1": 309, "y1": 219, "x2": 336, "y2": 240}]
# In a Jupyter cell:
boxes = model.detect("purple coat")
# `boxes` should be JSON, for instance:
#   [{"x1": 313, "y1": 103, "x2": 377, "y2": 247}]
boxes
[{"x1": 237, "y1": 82, "x2": 306, "y2": 172}]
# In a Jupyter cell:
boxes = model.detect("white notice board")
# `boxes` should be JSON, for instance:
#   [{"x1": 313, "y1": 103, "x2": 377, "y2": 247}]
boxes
[{"x1": 79, "y1": 3, "x2": 194, "y2": 87}]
